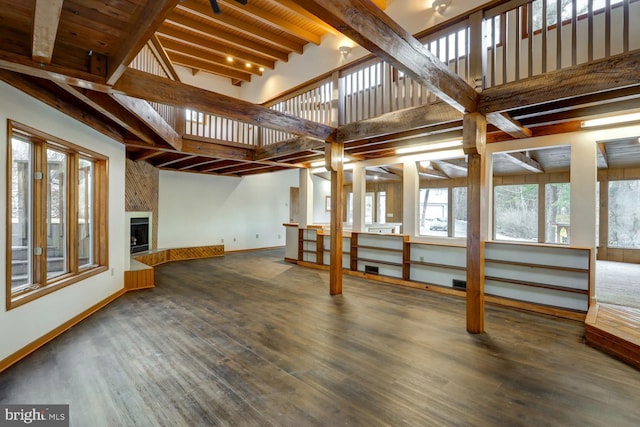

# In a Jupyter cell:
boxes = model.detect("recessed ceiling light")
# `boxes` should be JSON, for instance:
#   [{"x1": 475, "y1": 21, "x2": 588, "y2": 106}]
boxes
[
  {"x1": 226, "y1": 56, "x2": 233, "y2": 63},
  {"x1": 259, "y1": 67, "x2": 264, "y2": 72},
  {"x1": 245, "y1": 63, "x2": 251, "y2": 68}
]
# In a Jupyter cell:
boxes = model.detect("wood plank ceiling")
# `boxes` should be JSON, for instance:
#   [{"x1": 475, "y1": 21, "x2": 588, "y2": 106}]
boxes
[
  {"x1": 0, "y1": 0, "x2": 639, "y2": 179},
  {"x1": 159, "y1": 0, "x2": 332, "y2": 84}
]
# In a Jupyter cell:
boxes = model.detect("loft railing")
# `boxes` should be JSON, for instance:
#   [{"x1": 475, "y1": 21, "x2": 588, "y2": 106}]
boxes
[
  {"x1": 129, "y1": 43, "x2": 180, "y2": 130},
  {"x1": 130, "y1": 0, "x2": 639, "y2": 149},
  {"x1": 261, "y1": 78, "x2": 334, "y2": 146},
  {"x1": 484, "y1": 0, "x2": 639, "y2": 87},
  {"x1": 184, "y1": 110, "x2": 255, "y2": 145}
]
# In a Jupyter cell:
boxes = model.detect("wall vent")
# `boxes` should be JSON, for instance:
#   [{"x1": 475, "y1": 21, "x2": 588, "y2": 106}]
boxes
[
  {"x1": 364, "y1": 265, "x2": 379, "y2": 275},
  {"x1": 452, "y1": 279, "x2": 467, "y2": 290}
]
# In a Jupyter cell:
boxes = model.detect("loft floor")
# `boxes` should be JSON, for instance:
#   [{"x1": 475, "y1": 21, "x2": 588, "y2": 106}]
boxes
[{"x1": 1, "y1": 249, "x2": 639, "y2": 426}]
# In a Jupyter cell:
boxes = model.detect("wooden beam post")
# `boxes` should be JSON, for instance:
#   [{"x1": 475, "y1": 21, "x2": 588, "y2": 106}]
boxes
[
  {"x1": 463, "y1": 112, "x2": 487, "y2": 334},
  {"x1": 326, "y1": 140, "x2": 344, "y2": 295}
]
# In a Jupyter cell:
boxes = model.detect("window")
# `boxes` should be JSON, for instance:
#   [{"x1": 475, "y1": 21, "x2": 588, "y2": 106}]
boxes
[
  {"x1": 608, "y1": 179, "x2": 640, "y2": 249},
  {"x1": 545, "y1": 183, "x2": 571, "y2": 244},
  {"x1": 526, "y1": 0, "x2": 628, "y2": 34},
  {"x1": 419, "y1": 188, "x2": 449, "y2": 236},
  {"x1": 494, "y1": 184, "x2": 539, "y2": 241},
  {"x1": 365, "y1": 192, "x2": 374, "y2": 224},
  {"x1": 453, "y1": 187, "x2": 467, "y2": 238},
  {"x1": 6, "y1": 121, "x2": 108, "y2": 309},
  {"x1": 377, "y1": 192, "x2": 386, "y2": 225}
]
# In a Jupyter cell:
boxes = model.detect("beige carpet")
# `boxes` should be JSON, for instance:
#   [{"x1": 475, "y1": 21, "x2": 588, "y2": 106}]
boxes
[{"x1": 596, "y1": 260, "x2": 640, "y2": 309}]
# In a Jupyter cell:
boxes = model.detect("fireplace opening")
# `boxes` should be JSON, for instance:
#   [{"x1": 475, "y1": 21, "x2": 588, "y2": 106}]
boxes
[{"x1": 130, "y1": 217, "x2": 149, "y2": 253}]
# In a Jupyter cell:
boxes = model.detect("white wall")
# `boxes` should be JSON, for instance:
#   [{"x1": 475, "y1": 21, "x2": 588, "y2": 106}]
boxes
[
  {"x1": 312, "y1": 175, "x2": 331, "y2": 224},
  {"x1": 158, "y1": 169, "x2": 298, "y2": 251},
  {"x1": 0, "y1": 81, "x2": 126, "y2": 363}
]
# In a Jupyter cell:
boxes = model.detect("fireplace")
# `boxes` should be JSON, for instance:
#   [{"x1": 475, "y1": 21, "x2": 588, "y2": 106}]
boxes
[{"x1": 130, "y1": 217, "x2": 150, "y2": 253}]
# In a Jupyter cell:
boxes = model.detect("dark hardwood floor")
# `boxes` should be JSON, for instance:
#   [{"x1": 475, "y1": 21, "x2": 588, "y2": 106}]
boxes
[{"x1": 1, "y1": 248, "x2": 639, "y2": 426}]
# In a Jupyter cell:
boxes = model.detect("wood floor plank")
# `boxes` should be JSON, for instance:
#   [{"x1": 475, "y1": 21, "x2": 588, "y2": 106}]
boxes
[{"x1": 1, "y1": 249, "x2": 639, "y2": 426}]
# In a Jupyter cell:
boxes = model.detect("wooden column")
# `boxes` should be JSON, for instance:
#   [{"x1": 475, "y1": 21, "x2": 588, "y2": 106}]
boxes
[
  {"x1": 464, "y1": 113, "x2": 487, "y2": 334},
  {"x1": 326, "y1": 140, "x2": 344, "y2": 295}
]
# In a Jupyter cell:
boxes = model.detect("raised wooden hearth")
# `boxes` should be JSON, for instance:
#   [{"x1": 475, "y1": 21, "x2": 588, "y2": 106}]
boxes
[
  {"x1": 585, "y1": 303, "x2": 640, "y2": 369},
  {"x1": 124, "y1": 245, "x2": 225, "y2": 290}
]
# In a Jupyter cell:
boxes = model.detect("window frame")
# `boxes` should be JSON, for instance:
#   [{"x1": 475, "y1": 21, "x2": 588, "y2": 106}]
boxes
[{"x1": 6, "y1": 120, "x2": 109, "y2": 310}]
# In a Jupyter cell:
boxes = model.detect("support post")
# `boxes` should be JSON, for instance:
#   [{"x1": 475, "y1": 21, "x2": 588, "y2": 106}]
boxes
[
  {"x1": 403, "y1": 159, "x2": 419, "y2": 237},
  {"x1": 464, "y1": 113, "x2": 487, "y2": 334},
  {"x1": 326, "y1": 140, "x2": 344, "y2": 295}
]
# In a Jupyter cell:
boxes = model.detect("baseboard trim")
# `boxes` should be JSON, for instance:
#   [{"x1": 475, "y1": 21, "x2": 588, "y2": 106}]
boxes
[{"x1": 0, "y1": 288, "x2": 127, "y2": 373}]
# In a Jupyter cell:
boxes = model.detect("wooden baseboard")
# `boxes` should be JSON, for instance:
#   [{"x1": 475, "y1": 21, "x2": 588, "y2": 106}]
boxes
[{"x1": 0, "y1": 288, "x2": 126, "y2": 373}]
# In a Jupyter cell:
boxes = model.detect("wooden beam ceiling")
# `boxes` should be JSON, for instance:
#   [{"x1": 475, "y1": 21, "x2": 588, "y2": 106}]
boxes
[{"x1": 113, "y1": 68, "x2": 336, "y2": 141}]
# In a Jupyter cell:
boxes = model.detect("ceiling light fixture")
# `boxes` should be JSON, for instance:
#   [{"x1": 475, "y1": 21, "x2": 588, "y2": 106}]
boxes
[
  {"x1": 581, "y1": 112, "x2": 640, "y2": 128},
  {"x1": 226, "y1": 56, "x2": 233, "y2": 63},
  {"x1": 339, "y1": 45, "x2": 352, "y2": 60},
  {"x1": 432, "y1": 0, "x2": 451, "y2": 14},
  {"x1": 245, "y1": 62, "x2": 251, "y2": 68},
  {"x1": 396, "y1": 140, "x2": 462, "y2": 154}
]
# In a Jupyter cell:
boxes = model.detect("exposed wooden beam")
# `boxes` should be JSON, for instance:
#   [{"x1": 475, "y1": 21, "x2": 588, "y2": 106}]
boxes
[
  {"x1": 106, "y1": 0, "x2": 180, "y2": 85},
  {"x1": 597, "y1": 143, "x2": 609, "y2": 169},
  {"x1": 52, "y1": 82, "x2": 158, "y2": 146},
  {"x1": 181, "y1": 138, "x2": 255, "y2": 161},
  {"x1": 219, "y1": 0, "x2": 322, "y2": 45},
  {"x1": 111, "y1": 93, "x2": 182, "y2": 151},
  {"x1": 486, "y1": 112, "x2": 532, "y2": 138},
  {"x1": 296, "y1": 0, "x2": 478, "y2": 113},
  {"x1": 503, "y1": 152, "x2": 544, "y2": 173},
  {"x1": 31, "y1": 0, "x2": 64, "y2": 64},
  {"x1": 418, "y1": 164, "x2": 448, "y2": 179},
  {"x1": 339, "y1": 102, "x2": 463, "y2": 143},
  {"x1": 113, "y1": 68, "x2": 336, "y2": 142},
  {"x1": 0, "y1": 49, "x2": 109, "y2": 92},
  {"x1": 256, "y1": 137, "x2": 324, "y2": 160},
  {"x1": 177, "y1": 158, "x2": 225, "y2": 170},
  {"x1": 155, "y1": 154, "x2": 197, "y2": 168},
  {"x1": 346, "y1": 129, "x2": 463, "y2": 157},
  {"x1": 480, "y1": 50, "x2": 640, "y2": 114},
  {"x1": 149, "y1": 36, "x2": 181, "y2": 82},
  {"x1": 131, "y1": 149, "x2": 164, "y2": 162},
  {"x1": 0, "y1": 70, "x2": 124, "y2": 143},
  {"x1": 366, "y1": 167, "x2": 401, "y2": 181},
  {"x1": 177, "y1": 0, "x2": 304, "y2": 54}
]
